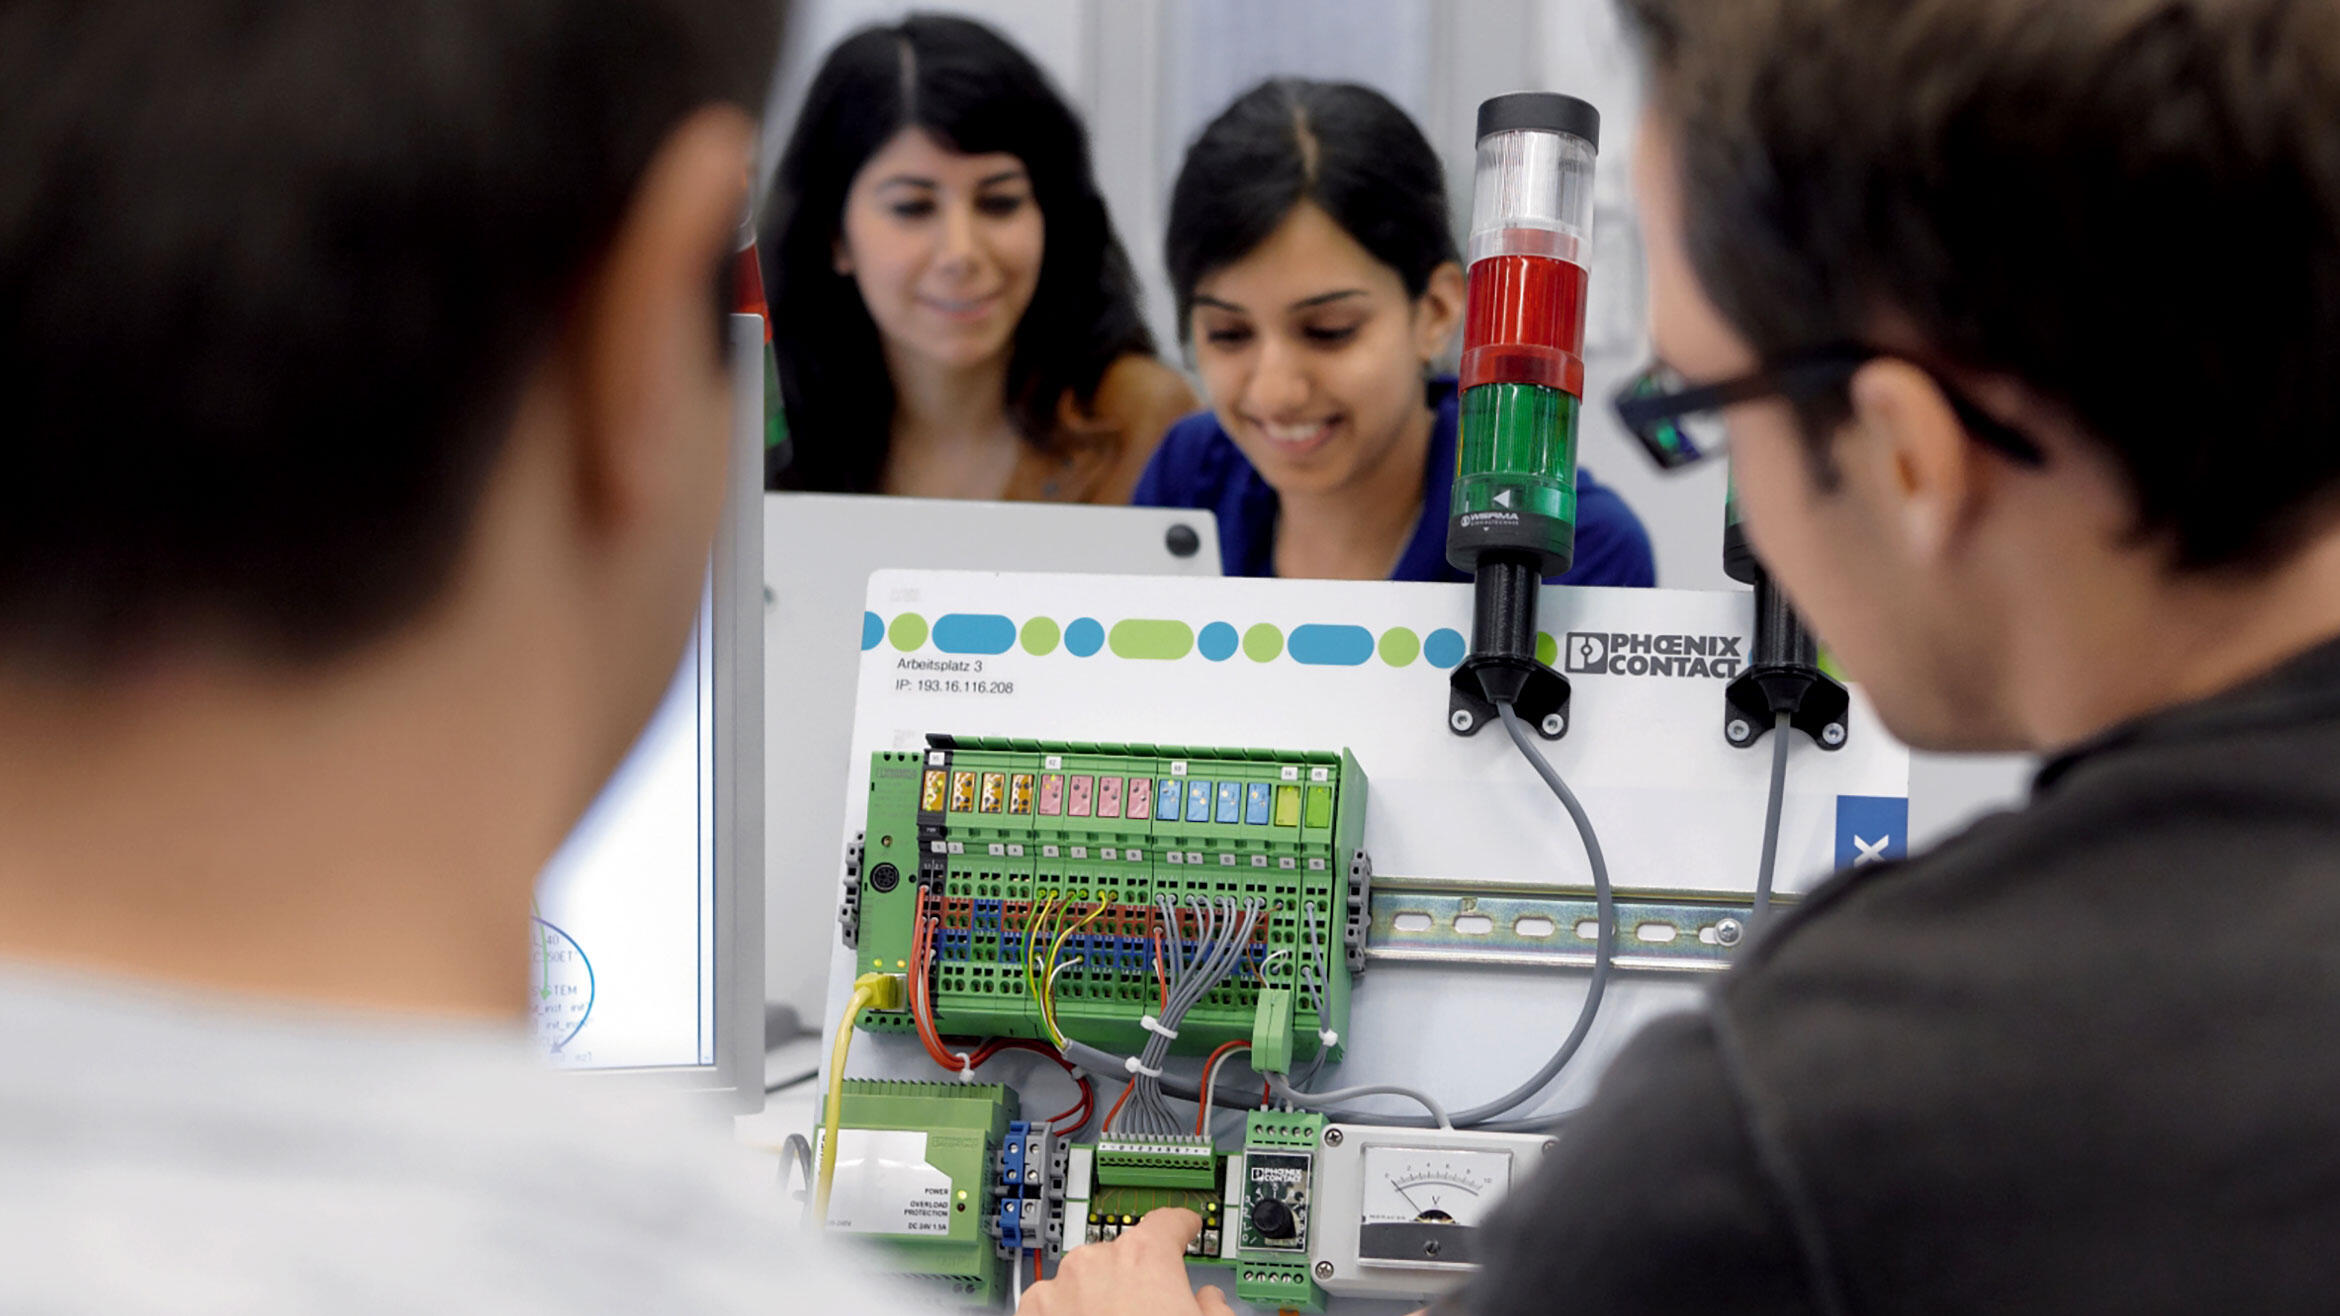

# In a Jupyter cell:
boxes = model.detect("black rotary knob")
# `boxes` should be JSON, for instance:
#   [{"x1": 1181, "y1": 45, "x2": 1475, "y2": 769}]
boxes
[{"x1": 1249, "y1": 1198, "x2": 1297, "y2": 1239}]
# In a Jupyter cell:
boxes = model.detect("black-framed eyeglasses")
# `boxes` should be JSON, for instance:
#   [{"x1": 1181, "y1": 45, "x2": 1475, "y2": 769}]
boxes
[{"x1": 1612, "y1": 346, "x2": 2048, "y2": 472}]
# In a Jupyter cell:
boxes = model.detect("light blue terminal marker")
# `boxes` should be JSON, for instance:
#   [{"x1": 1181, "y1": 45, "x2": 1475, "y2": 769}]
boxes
[{"x1": 1186, "y1": 780, "x2": 1213, "y2": 822}]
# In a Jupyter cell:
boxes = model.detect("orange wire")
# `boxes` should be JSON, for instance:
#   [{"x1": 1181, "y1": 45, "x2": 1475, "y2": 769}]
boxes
[
  {"x1": 1104, "y1": 1081, "x2": 1134, "y2": 1133},
  {"x1": 1196, "y1": 1040, "x2": 1251, "y2": 1133},
  {"x1": 906, "y1": 891, "x2": 1098, "y2": 1133}
]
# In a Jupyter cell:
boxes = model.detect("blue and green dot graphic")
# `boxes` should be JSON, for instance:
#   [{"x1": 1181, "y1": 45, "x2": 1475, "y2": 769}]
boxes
[{"x1": 860, "y1": 611, "x2": 1510, "y2": 671}]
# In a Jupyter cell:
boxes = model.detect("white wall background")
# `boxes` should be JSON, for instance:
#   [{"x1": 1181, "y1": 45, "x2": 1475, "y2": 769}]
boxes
[{"x1": 757, "y1": 0, "x2": 2033, "y2": 1012}]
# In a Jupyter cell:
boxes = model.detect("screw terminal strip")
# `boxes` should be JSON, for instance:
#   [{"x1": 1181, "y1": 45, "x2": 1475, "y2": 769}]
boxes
[{"x1": 845, "y1": 735, "x2": 1370, "y2": 1063}]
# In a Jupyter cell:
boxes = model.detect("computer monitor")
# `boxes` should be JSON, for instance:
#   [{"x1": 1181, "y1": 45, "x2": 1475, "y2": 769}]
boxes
[{"x1": 527, "y1": 314, "x2": 764, "y2": 1110}]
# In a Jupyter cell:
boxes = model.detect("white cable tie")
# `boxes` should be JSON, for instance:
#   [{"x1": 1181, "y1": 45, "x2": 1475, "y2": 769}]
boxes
[
  {"x1": 1067, "y1": 1066, "x2": 1087, "y2": 1082},
  {"x1": 1318, "y1": 1028, "x2": 1339, "y2": 1047},
  {"x1": 1139, "y1": 1014, "x2": 1180, "y2": 1040},
  {"x1": 953, "y1": 1052, "x2": 976, "y2": 1082},
  {"x1": 1123, "y1": 1056, "x2": 1163, "y2": 1079}
]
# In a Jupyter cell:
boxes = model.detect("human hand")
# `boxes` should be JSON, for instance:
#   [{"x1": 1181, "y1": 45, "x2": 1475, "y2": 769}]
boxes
[{"x1": 1015, "y1": 1208, "x2": 1235, "y2": 1316}]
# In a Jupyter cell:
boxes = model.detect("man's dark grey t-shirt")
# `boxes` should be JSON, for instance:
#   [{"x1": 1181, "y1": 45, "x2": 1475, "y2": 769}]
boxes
[{"x1": 1461, "y1": 636, "x2": 2340, "y2": 1315}]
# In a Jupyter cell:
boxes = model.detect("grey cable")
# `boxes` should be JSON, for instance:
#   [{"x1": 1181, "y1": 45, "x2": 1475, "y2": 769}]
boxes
[
  {"x1": 780, "y1": 1133, "x2": 814, "y2": 1224},
  {"x1": 1440, "y1": 702, "x2": 1616, "y2": 1125},
  {"x1": 1254, "y1": 703, "x2": 1617, "y2": 1129},
  {"x1": 1751, "y1": 711, "x2": 1793, "y2": 933},
  {"x1": 1267, "y1": 1074, "x2": 1453, "y2": 1127},
  {"x1": 1122, "y1": 895, "x2": 1259, "y2": 1135}
]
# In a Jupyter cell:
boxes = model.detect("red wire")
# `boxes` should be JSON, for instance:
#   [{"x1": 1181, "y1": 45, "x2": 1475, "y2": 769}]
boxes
[
  {"x1": 906, "y1": 889, "x2": 1101, "y2": 1134},
  {"x1": 909, "y1": 892, "x2": 966, "y2": 1072},
  {"x1": 1032, "y1": 1245, "x2": 1043, "y2": 1283}
]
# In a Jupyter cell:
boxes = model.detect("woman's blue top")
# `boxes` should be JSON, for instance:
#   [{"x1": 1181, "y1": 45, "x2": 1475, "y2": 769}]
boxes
[{"x1": 1132, "y1": 377, "x2": 1657, "y2": 585}]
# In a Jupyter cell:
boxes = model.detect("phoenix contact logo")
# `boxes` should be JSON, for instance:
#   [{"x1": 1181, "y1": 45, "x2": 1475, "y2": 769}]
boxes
[{"x1": 1565, "y1": 631, "x2": 1745, "y2": 680}]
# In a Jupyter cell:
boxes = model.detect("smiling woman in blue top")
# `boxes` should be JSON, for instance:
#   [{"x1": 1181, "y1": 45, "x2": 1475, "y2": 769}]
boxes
[{"x1": 1134, "y1": 79, "x2": 1656, "y2": 586}]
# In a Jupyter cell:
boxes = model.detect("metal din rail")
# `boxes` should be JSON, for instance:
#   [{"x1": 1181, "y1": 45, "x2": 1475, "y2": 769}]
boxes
[{"x1": 1364, "y1": 876, "x2": 1791, "y2": 974}]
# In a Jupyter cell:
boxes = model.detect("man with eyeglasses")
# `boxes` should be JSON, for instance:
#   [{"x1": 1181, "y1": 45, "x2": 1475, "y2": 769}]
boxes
[{"x1": 1023, "y1": 1, "x2": 2340, "y2": 1314}]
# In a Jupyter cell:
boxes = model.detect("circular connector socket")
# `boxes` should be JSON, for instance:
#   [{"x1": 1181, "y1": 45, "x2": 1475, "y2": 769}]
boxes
[{"x1": 869, "y1": 863, "x2": 901, "y2": 894}]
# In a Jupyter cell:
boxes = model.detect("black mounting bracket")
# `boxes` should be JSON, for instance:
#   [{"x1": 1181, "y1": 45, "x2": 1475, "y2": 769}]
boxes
[
  {"x1": 1450, "y1": 658, "x2": 1572, "y2": 740},
  {"x1": 1723, "y1": 664, "x2": 1850, "y2": 751}
]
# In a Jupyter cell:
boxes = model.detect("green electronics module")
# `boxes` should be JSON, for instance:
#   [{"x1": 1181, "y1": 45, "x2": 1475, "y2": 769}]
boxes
[
  {"x1": 823, "y1": 1079, "x2": 1023, "y2": 1305},
  {"x1": 842, "y1": 735, "x2": 1371, "y2": 1066},
  {"x1": 1060, "y1": 1111, "x2": 1331, "y2": 1313}
]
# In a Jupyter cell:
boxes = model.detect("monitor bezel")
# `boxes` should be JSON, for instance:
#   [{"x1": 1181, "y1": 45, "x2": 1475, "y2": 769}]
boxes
[{"x1": 561, "y1": 313, "x2": 764, "y2": 1111}]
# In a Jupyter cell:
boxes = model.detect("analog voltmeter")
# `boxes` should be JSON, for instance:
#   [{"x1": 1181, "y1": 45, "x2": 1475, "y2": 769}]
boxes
[{"x1": 1357, "y1": 1145, "x2": 1514, "y2": 1267}]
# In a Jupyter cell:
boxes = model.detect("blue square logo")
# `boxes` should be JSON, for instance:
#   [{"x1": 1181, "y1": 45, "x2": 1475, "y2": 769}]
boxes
[{"x1": 1834, "y1": 796, "x2": 1909, "y2": 870}]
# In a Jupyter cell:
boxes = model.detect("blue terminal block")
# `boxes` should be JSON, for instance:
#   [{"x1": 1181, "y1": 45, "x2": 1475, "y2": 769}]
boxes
[
  {"x1": 1003, "y1": 1119, "x2": 1030, "y2": 1187},
  {"x1": 1216, "y1": 781, "x2": 1243, "y2": 824},
  {"x1": 1157, "y1": 779, "x2": 1181, "y2": 821}
]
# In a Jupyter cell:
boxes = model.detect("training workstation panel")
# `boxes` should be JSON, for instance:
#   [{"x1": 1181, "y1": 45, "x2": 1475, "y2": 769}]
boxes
[
  {"x1": 816, "y1": 732, "x2": 1697, "y2": 1310},
  {"x1": 798, "y1": 566, "x2": 1910, "y2": 1313}
]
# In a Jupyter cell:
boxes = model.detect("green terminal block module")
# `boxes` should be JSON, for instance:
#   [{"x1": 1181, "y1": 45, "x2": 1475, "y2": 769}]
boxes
[
  {"x1": 1059, "y1": 1114, "x2": 1329, "y2": 1314},
  {"x1": 843, "y1": 735, "x2": 1372, "y2": 1062},
  {"x1": 822, "y1": 1079, "x2": 1018, "y2": 1306}
]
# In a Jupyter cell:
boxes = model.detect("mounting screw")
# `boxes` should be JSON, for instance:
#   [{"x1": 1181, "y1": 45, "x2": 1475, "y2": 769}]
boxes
[
  {"x1": 1822, "y1": 722, "x2": 1848, "y2": 747},
  {"x1": 1715, "y1": 918, "x2": 1744, "y2": 948},
  {"x1": 1322, "y1": 1127, "x2": 1344, "y2": 1147},
  {"x1": 1542, "y1": 1139, "x2": 1559, "y2": 1154},
  {"x1": 1165, "y1": 523, "x2": 1202, "y2": 559},
  {"x1": 1540, "y1": 713, "x2": 1566, "y2": 737},
  {"x1": 1449, "y1": 709, "x2": 1475, "y2": 733},
  {"x1": 1424, "y1": 1238, "x2": 1442, "y2": 1258},
  {"x1": 1726, "y1": 718, "x2": 1754, "y2": 746},
  {"x1": 1314, "y1": 1261, "x2": 1336, "y2": 1281}
]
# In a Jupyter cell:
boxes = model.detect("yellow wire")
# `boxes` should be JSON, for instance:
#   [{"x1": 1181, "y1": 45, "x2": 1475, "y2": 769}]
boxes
[
  {"x1": 1042, "y1": 901, "x2": 1109, "y2": 1046},
  {"x1": 1022, "y1": 894, "x2": 1057, "y2": 1018},
  {"x1": 816, "y1": 973, "x2": 900, "y2": 1225}
]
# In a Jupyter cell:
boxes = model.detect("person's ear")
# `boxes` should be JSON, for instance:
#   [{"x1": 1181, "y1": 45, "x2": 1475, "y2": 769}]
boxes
[
  {"x1": 563, "y1": 106, "x2": 755, "y2": 534},
  {"x1": 1845, "y1": 359, "x2": 1988, "y2": 566},
  {"x1": 1413, "y1": 260, "x2": 1467, "y2": 363},
  {"x1": 833, "y1": 232, "x2": 854, "y2": 277}
]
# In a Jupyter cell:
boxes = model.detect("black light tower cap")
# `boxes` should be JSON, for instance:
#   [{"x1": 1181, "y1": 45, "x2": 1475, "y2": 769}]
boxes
[{"x1": 1476, "y1": 92, "x2": 1601, "y2": 152}]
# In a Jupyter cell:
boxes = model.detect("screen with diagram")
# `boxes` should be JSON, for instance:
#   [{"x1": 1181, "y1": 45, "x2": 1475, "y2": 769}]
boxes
[{"x1": 530, "y1": 590, "x2": 717, "y2": 1070}]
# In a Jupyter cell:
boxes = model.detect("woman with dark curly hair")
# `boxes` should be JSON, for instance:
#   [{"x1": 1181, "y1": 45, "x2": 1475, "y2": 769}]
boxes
[{"x1": 762, "y1": 13, "x2": 1192, "y2": 501}]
